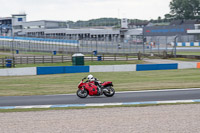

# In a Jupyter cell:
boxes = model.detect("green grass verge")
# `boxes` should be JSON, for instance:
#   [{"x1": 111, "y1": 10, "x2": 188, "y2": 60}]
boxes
[
  {"x1": 177, "y1": 51, "x2": 200, "y2": 55},
  {"x1": 0, "y1": 55, "x2": 8, "y2": 58},
  {"x1": 0, "y1": 69, "x2": 200, "y2": 96},
  {"x1": 19, "y1": 51, "x2": 53, "y2": 55},
  {"x1": 14, "y1": 60, "x2": 144, "y2": 68},
  {"x1": 169, "y1": 58, "x2": 199, "y2": 61}
]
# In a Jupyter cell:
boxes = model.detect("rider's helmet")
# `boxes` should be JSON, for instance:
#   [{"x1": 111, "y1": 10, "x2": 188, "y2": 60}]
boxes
[{"x1": 87, "y1": 74, "x2": 95, "y2": 82}]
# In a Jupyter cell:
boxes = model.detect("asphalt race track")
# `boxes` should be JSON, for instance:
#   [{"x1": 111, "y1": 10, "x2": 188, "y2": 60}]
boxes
[{"x1": 0, "y1": 88, "x2": 200, "y2": 107}]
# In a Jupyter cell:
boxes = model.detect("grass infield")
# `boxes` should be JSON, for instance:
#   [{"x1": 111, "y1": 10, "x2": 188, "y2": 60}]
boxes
[{"x1": 0, "y1": 69, "x2": 200, "y2": 96}]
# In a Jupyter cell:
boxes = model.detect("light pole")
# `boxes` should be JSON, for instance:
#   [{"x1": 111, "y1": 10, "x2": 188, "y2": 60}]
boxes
[
  {"x1": 12, "y1": 38, "x2": 14, "y2": 57},
  {"x1": 174, "y1": 35, "x2": 178, "y2": 58},
  {"x1": 96, "y1": 35, "x2": 97, "y2": 52},
  {"x1": 11, "y1": 27, "x2": 15, "y2": 67},
  {"x1": 142, "y1": 36, "x2": 146, "y2": 54}
]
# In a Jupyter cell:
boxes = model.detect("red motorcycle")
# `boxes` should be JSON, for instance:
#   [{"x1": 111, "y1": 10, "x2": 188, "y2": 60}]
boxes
[{"x1": 76, "y1": 77, "x2": 115, "y2": 98}]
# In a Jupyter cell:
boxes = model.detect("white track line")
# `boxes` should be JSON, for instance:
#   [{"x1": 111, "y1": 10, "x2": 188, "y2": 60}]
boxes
[
  {"x1": 116, "y1": 88, "x2": 200, "y2": 94},
  {"x1": 43, "y1": 88, "x2": 200, "y2": 96}
]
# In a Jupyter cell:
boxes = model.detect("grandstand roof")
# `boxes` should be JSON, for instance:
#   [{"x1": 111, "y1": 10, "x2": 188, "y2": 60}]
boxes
[{"x1": 0, "y1": 17, "x2": 12, "y2": 21}]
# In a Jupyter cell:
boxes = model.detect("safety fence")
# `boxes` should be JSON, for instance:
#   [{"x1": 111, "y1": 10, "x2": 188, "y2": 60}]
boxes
[
  {"x1": 0, "y1": 56, "x2": 70, "y2": 67},
  {"x1": 0, "y1": 63, "x2": 200, "y2": 76},
  {"x1": 0, "y1": 54, "x2": 137, "y2": 68},
  {"x1": 0, "y1": 35, "x2": 171, "y2": 55},
  {"x1": 1, "y1": 52, "x2": 200, "y2": 68},
  {"x1": 1, "y1": 36, "x2": 200, "y2": 65}
]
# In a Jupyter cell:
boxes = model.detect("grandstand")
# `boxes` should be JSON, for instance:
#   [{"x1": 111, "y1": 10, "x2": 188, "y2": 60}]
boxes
[{"x1": 0, "y1": 17, "x2": 12, "y2": 36}]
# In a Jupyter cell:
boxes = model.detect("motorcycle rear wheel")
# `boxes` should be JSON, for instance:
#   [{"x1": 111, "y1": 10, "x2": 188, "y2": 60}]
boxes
[
  {"x1": 77, "y1": 89, "x2": 88, "y2": 98},
  {"x1": 103, "y1": 86, "x2": 115, "y2": 97}
]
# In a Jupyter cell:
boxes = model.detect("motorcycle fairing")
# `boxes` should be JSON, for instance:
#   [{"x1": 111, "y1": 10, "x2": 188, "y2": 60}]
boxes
[
  {"x1": 85, "y1": 83, "x2": 98, "y2": 96},
  {"x1": 101, "y1": 81, "x2": 113, "y2": 87}
]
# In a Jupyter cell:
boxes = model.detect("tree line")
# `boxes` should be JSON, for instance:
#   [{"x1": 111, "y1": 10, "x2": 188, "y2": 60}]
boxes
[
  {"x1": 166, "y1": 0, "x2": 199, "y2": 20},
  {"x1": 67, "y1": 0, "x2": 199, "y2": 28}
]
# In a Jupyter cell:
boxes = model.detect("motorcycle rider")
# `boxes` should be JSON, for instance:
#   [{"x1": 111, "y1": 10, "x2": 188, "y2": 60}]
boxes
[{"x1": 87, "y1": 74, "x2": 102, "y2": 94}]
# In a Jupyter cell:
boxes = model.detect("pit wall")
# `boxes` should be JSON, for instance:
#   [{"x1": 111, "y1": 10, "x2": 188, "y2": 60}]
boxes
[
  {"x1": 0, "y1": 63, "x2": 199, "y2": 76},
  {"x1": 90, "y1": 65, "x2": 136, "y2": 72},
  {"x1": 0, "y1": 67, "x2": 36, "y2": 76},
  {"x1": 37, "y1": 66, "x2": 89, "y2": 75}
]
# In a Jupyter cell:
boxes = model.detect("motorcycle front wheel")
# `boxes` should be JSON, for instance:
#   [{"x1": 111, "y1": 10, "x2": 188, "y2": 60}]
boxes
[
  {"x1": 77, "y1": 89, "x2": 88, "y2": 98},
  {"x1": 103, "y1": 86, "x2": 115, "y2": 97}
]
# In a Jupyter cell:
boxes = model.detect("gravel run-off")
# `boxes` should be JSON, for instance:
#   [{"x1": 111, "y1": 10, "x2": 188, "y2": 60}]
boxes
[{"x1": 0, "y1": 104, "x2": 200, "y2": 133}]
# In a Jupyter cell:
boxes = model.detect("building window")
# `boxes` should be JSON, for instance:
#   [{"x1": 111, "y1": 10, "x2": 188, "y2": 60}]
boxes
[
  {"x1": 13, "y1": 25, "x2": 22, "y2": 29},
  {"x1": 18, "y1": 18, "x2": 23, "y2": 22}
]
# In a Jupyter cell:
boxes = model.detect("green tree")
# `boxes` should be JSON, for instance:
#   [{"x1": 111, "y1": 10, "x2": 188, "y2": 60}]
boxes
[
  {"x1": 169, "y1": 0, "x2": 200, "y2": 19},
  {"x1": 164, "y1": 13, "x2": 174, "y2": 20},
  {"x1": 157, "y1": 16, "x2": 162, "y2": 22}
]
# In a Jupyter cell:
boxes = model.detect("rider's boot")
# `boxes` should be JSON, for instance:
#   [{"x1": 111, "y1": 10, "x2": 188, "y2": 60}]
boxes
[{"x1": 97, "y1": 86, "x2": 102, "y2": 95}]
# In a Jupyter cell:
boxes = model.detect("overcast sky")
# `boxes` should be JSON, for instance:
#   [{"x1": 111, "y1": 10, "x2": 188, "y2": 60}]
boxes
[{"x1": 1, "y1": 0, "x2": 172, "y2": 21}]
